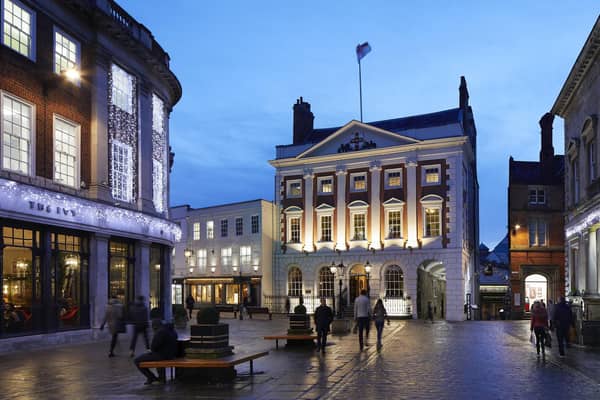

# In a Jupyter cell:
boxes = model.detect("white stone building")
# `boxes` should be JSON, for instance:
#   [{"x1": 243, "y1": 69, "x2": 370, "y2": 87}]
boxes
[
  {"x1": 170, "y1": 200, "x2": 274, "y2": 308},
  {"x1": 269, "y1": 78, "x2": 479, "y2": 321}
]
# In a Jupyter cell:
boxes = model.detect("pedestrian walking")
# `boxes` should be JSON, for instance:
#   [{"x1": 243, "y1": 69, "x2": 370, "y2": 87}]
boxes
[
  {"x1": 285, "y1": 297, "x2": 291, "y2": 315},
  {"x1": 185, "y1": 294, "x2": 195, "y2": 320},
  {"x1": 427, "y1": 302, "x2": 434, "y2": 323},
  {"x1": 134, "y1": 320, "x2": 178, "y2": 385},
  {"x1": 530, "y1": 301, "x2": 549, "y2": 358},
  {"x1": 100, "y1": 297, "x2": 124, "y2": 357},
  {"x1": 354, "y1": 289, "x2": 371, "y2": 351},
  {"x1": 129, "y1": 295, "x2": 150, "y2": 357},
  {"x1": 547, "y1": 299, "x2": 555, "y2": 331},
  {"x1": 554, "y1": 296, "x2": 574, "y2": 357},
  {"x1": 373, "y1": 299, "x2": 390, "y2": 350},
  {"x1": 314, "y1": 298, "x2": 334, "y2": 353}
]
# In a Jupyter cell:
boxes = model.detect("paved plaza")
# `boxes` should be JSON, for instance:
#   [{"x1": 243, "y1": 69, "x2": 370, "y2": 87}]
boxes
[{"x1": 1, "y1": 317, "x2": 600, "y2": 399}]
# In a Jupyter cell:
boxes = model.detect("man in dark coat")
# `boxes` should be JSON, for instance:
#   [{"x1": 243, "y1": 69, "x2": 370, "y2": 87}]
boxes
[
  {"x1": 129, "y1": 296, "x2": 150, "y2": 357},
  {"x1": 134, "y1": 320, "x2": 178, "y2": 384},
  {"x1": 314, "y1": 298, "x2": 334, "y2": 353},
  {"x1": 554, "y1": 296, "x2": 574, "y2": 357},
  {"x1": 185, "y1": 294, "x2": 195, "y2": 319}
]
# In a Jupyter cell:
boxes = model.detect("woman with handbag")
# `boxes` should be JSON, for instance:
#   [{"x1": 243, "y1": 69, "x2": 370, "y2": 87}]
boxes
[
  {"x1": 101, "y1": 297, "x2": 124, "y2": 357},
  {"x1": 530, "y1": 301, "x2": 549, "y2": 358}
]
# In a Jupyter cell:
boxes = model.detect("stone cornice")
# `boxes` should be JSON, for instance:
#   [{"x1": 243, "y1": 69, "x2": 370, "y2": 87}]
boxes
[{"x1": 552, "y1": 16, "x2": 600, "y2": 117}]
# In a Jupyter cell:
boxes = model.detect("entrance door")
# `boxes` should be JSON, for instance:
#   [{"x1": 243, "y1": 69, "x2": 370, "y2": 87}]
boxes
[
  {"x1": 349, "y1": 274, "x2": 367, "y2": 302},
  {"x1": 524, "y1": 274, "x2": 547, "y2": 311}
]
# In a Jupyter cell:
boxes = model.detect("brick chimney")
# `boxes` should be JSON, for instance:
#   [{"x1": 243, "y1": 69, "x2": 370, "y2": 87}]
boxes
[
  {"x1": 539, "y1": 112, "x2": 555, "y2": 179},
  {"x1": 293, "y1": 97, "x2": 314, "y2": 145}
]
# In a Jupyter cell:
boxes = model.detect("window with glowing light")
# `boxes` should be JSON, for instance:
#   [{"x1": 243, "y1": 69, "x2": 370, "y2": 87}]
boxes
[
  {"x1": 2, "y1": 0, "x2": 35, "y2": 60},
  {"x1": 207, "y1": 221, "x2": 214, "y2": 239},
  {"x1": 352, "y1": 213, "x2": 366, "y2": 240},
  {"x1": 385, "y1": 266, "x2": 404, "y2": 298},
  {"x1": 288, "y1": 267, "x2": 303, "y2": 297},
  {"x1": 385, "y1": 169, "x2": 402, "y2": 189},
  {"x1": 422, "y1": 165, "x2": 441, "y2": 185},
  {"x1": 287, "y1": 179, "x2": 302, "y2": 198},
  {"x1": 1, "y1": 92, "x2": 33, "y2": 175},
  {"x1": 197, "y1": 249, "x2": 207, "y2": 272},
  {"x1": 111, "y1": 140, "x2": 133, "y2": 202},
  {"x1": 320, "y1": 215, "x2": 332, "y2": 242},
  {"x1": 289, "y1": 217, "x2": 300, "y2": 243},
  {"x1": 387, "y1": 210, "x2": 402, "y2": 239},
  {"x1": 240, "y1": 246, "x2": 251, "y2": 266},
  {"x1": 53, "y1": 116, "x2": 79, "y2": 188},
  {"x1": 193, "y1": 223, "x2": 200, "y2": 240},
  {"x1": 424, "y1": 207, "x2": 441, "y2": 237},
  {"x1": 351, "y1": 173, "x2": 367, "y2": 192},
  {"x1": 318, "y1": 267, "x2": 334, "y2": 298},
  {"x1": 221, "y1": 247, "x2": 231, "y2": 266},
  {"x1": 54, "y1": 28, "x2": 79, "y2": 77},
  {"x1": 318, "y1": 176, "x2": 333, "y2": 194},
  {"x1": 152, "y1": 159, "x2": 163, "y2": 212},
  {"x1": 111, "y1": 64, "x2": 134, "y2": 114}
]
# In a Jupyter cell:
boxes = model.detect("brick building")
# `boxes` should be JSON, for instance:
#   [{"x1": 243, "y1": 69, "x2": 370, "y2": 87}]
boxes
[
  {"x1": 508, "y1": 113, "x2": 565, "y2": 319},
  {"x1": 0, "y1": 0, "x2": 181, "y2": 349}
]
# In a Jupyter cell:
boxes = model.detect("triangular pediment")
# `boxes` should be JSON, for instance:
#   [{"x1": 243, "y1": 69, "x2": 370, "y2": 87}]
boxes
[
  {"x1": 315, "y1": 203, "x2": 335, "y2": 211},
  {"x1": 383, "y1": 197, "x2": 405, "y2": 207},
  {"x1": 297, "y1": 120, "x2": 420, "y2": 159}
]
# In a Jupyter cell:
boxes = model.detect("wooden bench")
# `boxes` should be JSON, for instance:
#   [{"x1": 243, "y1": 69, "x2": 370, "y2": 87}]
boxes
[
  {"x1": 246, "y1": 306, "x2": 272, "y2": 320},
  {"x1": 215, "y1": 305, "x2": 238, "y2": 318},
  {"x1": 139, "y1": 350, "x2": 268, "y2": 381},
  {"x1": 264, "y1": 334, "x2": 317, "y2": 350}
]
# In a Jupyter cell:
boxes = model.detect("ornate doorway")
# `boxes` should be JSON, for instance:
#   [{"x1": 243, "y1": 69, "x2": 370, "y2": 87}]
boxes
[{"x1": 349, "y1": 264, "x2": 367, "y2": 303}]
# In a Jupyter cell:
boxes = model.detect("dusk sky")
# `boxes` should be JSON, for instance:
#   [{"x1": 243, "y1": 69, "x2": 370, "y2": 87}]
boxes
[{"x1": 120, "y1": 1, "x2": 598, "y2": 249}]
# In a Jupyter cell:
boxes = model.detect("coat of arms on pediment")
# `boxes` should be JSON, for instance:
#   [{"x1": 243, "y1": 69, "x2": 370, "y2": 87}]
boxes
[{"x1": 337, "y1": 132, "x2": 377, "y2": 153}]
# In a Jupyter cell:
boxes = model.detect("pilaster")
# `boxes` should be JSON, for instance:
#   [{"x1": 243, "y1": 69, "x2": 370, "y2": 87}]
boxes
[
  {"x1": 369, "y1": 162, "x2": 382, "y2": 249},
  {"x1": 303, "y1": 169, "x2": 314, "y2": 251},
  {"x1": 90, "y1": 233, "x2": 110, "y2": 328},
  {"x1": 336, "y1": 167, "x2": 347, "y2": 250},
  {"x1": 406, "y1": 158, "x2": 418, "y2": 247}
]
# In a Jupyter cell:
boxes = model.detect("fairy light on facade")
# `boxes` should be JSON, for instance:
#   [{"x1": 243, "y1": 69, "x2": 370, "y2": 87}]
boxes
[
  {"x1": 152, "y1": 94, "x2": 166, "y2": 213},
  {"x1": 566, "y1": 209, "x2": 600, "y2": 238}
]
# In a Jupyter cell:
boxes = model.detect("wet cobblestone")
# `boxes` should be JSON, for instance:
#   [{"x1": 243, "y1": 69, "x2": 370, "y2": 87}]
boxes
[{"x1": 0, "y1": 318, "x2": 599, "y2": 399}]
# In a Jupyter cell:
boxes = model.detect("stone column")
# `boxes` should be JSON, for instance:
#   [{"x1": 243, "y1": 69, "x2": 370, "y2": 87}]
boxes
[
  {"x1": 406, "y1": 159, "x2": 418, "y2": 247},
  {"x1": 136, "y1": 240, "x2": 151, "y2": 300},
  {"x1": 89, "y1": 46, "x2": 111, "y2": 202},
  {"x1": 369, "y1": 162, "x2": 382, "y2": 249},
  {"x1": 587, "y1": 229, "x2": 598, "y2": 295},
  {"x1": 163, "y1": 246, "x2": 173, "y2": 320},
  {"x1": 90, "y1": 233, "x2": 110, "y2": 328},
  {"x1": 138, "y1": 80, "x2": 155, "y2": 213},
  {"x1": 405, "y1": 267, "x2": 418, "y2": 319},
  {"x1": 336, "y1": 167, "x2": 347, "y2": 250},
  {"x1": 303, "y1": 169, "x2": 314, "y2": 251}
]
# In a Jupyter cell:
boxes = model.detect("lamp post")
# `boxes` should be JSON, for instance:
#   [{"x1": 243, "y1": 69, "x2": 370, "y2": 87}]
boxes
[
  {"x1": 233, "y1": 266, "x2": 243, "y2": 320},
  {"x1": 365, "y1": 261, "x2": 372, "y2": 298},
  {"x1": 330, "y1": 261, "x2": 345, "y2": 318}
]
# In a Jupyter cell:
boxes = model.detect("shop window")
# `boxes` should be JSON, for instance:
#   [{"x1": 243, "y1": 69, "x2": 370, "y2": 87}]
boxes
[{"x1": 109, "y1": 240, "x2": 134, "y2": 309}]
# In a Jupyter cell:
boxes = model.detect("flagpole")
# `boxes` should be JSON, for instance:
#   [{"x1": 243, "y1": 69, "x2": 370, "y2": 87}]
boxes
[{"x1": 358, "y1": 58, "x2": 363, "y2": 123}]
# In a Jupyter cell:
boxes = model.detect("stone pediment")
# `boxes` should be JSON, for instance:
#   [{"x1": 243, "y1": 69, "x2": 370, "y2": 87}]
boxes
[{"x1": 297, "y1": 121, "x2": 420, "y2": 159}]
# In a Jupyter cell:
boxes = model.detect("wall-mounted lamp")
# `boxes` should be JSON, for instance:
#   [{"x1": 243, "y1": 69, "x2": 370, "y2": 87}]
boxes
[
  {"x1": 62, "y1": 67, "x2": 81, "y2": 83},
  {"x1": 154, "y1": 264, "x2": 161, "y2": 271},
  {"x1": 253, "y1": 265, "x2": 259, "y2": 273},
  {"x1": 210, "y1": 266, "x2": 216, "y2": 273},
  {"x1": 512, "y1": 224, "x2": 521, "y2": 236},
  {"x1": 365, "y1": 261, "x2": 372, "y2": 274},
  {"x1": 184, "y1": 248, "x2": 193, "y2": 258},
  {"x1": 189, "y1": 267, "x2": 193, "y2": 273}
]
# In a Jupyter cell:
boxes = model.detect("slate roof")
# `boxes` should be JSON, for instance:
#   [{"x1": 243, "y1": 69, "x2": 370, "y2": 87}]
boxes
[{"x1": 509, "y1": 155, "x2": 565, "y2": 185}]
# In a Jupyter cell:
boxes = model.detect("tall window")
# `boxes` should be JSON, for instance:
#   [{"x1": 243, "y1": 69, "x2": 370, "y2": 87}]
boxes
[
  {"x1": 351, "y1": 173, "x2": 367, "y2": 192},
  {"x1": 192, "y1": 223, "x2": 200, "y2": 241},
  {"x1": 240, "y1": 246, "x2": 251, "y2": 266},
  {"x1": 572, "y1": 158, "x2": 580, "y2": 205},
  {"x1": 288, "y1": 267, "x2": 303, "y2": 297},
  {"x1": 388, "y1": 210, "x2": 402, "y2": 238},
  {"x1": 251, "y1": 215, "x2": 259, "y2": 234},
  {"x1": 152, "y1": 94, "x2": 165, "y2": 213},
  {"x1": 529, "y1": 219, "x2": 547, "y2": 247},
  {"x1": 54, "y1": 28, "x2": 79, "y2": 76},
  {"x1": 221, "y1": 248, "x2": 232, "y2": 266},
  {"x1": 385, "y1": 169, "x2": 402, "y2": 189},
  {"x1": 320, "y1": 215, "x2": 332, "y2": 242},
  {"x1": 353, "y1": 213, "x2": 366, "y2": 240},
  {"x1": 528, "y1": 188, "x2": 546, "y2": 205},
  {"x1": 385, "y1": 266, "x2": 404, "y2": 297},
  {"x1": 220, "y1": 219, "x2": 228, "y2": 237},
  {"x1": 424, "y1": 207, "x2": 441, "y2": 237},
  {"x1": 53, "y1": 116, "x2": 79, "y2": 187},
  {"x1": 111, "y1": 141, "x2": 132, "y2": 202},
  {"x1": 197, "y1": 249, "x2": 207, "y2": 271},
  {"x1": 423, "y1": 165, "x2": 441, "y2": 185},
  {"x1": 2, "y1": 92, "x2": 33, "y2": 175},
  {"x1": 319, "y1": 268, "x2": 334, "y2": 298},
  {"x1": 111, "y1": 64, "x2": 134, "y2": 114},
  {"x1": 289, "y1": 217, "x2": 301, "y2": 243},
  {"x1": 207, "y1": 221, "x2": 214, "y2": 239},
  {"x1": 236, "y1": 217, "x2": 243, "y2": 236},
  {"x1": 588, "y1": 138, "x2": 597, "y2": 183},
  {"x1": 2, "y1": 0, "x2": 35, "y2": 60},
  {"x1": 152, "y1": 160, "x2": 164, "y2": 212}
]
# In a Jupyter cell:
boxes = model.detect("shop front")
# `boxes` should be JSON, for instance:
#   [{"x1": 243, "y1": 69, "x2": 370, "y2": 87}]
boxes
[{"x1": 174, "y1": 276, "x2": 262, "y2": 307}]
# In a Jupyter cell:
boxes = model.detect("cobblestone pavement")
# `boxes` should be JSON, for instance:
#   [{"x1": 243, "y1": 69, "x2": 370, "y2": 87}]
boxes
[{"x1": 0, "y1": 317, "x2": 599, "y2": 399}]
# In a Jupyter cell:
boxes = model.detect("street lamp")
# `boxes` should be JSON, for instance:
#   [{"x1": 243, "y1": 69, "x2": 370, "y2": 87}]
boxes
[
  {"x1": 330, "y1": 260, "x2": 345, "y2": 318},
  {"x1": 233, "y1": 266, "x2": 243, "y2": 320},
  {"x1": 365, "y1": 261, "x2": 372, "y2": 297}
]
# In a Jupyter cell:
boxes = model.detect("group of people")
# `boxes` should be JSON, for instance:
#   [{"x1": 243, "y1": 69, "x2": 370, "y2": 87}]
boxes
[
  {"x1": 530, "y1": 296, "x2": 575, "y2": 358},
  {"x1": 313, "y1": 289, "x2": 391, "y2": 353}
]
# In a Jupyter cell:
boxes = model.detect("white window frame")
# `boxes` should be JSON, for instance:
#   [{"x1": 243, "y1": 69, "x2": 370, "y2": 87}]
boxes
[
  {"x1": 350, "y1": 172, "x2": 367, "y2": 192},
  {"x1": 384, "y1": 168, "x2": 403, "y2": 189},
  {"x1": 284, "y1": 206, "x2": 303, "y2": 245},
  {"x1": 420, "y1": 195, "x2": 443, "y2": 238},
  {"x1": 111, "y1": 63, "x2": 134, "y2": 114},
  {"x1": 235, "y1": 217, "x2": 243, "y2": 236},
  {"x1": 288, "y1": 267, "x2": 303, "y2": 297},
  {"x1": 286, "y1": 179, "x2": 302, "y2": 198},
  {"x1": 1, "y1": 91, "x2": 35, "y2": 176},
  {"x1": 251, "y1": 215, "x2": 259, "y2": 234},
  {"x1": 240, "y1": 246, "x2": 251, "y2": 266},
  {"x1": 53, "y1": 26, "x2": 80, "y2": 79},
  {"x1": 317, "y1": 176, "x2": 334, "y2": 195},
  {"x1": 319, "y1": 214, "x2": 333, "y2": 242},
  {"x1": 383, "y1": 198, "x2": 405, "y2": 242},
  {"x1": 422, "y1": 164, "x2": 441, "y2": 186},
  {"x1": 1, "y1": 0, "x2": 36, "y2": 60},
  {"x1": 197, "y1": 249, "x2": 207, "y2": 272},
  {"x1": 53, "y1": 114, "x2": 80, "y2": 188},
  {"x1": 110, "y1": 140, "x2": 133, "y2": 202},
  {"x1": 207, "y1": 221, "x2": 214, "y2": 239},
  {"x1": 221, "y1": 247, "x2": 232, "y2": 266},
  {"x1": 528, "y1": 187, "x2": 546, "y2": 205},
  {"x1": 220, "y1": 219, "x2": 228, "y2": 237},
  {"x1": 192, "y1": 222, "x2": 200, "y2": 241},
  {"x1": 529, "y1": 219, "x2": 547, "y2": 247},
  {"x1": 348, "y1": 201, "x2": 369, "y2": 242}
]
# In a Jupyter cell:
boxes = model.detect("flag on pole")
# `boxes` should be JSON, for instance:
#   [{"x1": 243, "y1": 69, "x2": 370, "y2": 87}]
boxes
[{"x1": 356, "y1": 42, "x2": 371, "y2": 63}]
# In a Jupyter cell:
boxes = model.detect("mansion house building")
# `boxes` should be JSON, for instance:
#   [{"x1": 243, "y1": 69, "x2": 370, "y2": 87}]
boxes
[{"x1": 269, "y1": 77, "x2": 479, "y2": 321}]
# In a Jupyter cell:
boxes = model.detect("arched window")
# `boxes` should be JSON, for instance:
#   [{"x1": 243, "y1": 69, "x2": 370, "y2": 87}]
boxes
[
  {"x1": 319, "y1": 267, "x2": 334, "y2": 298},
  {"x1": 288, "y1": 267, "x2": 303, "y2": 296},
  {"x1": 385, "y1": 265, "x2": 404, "y2": 298}
]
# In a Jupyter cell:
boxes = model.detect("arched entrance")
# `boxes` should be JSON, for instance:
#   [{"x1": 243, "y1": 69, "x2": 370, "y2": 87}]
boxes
[
  {"x1": 349, "y1": 264, "x2": 368, "y2": 303},
  {"x1": 524, "y1": 274, "x2": 547, "y2": 313},
  {"x1": 417, "y1": 260, "x2": 446, "y2": 320}
]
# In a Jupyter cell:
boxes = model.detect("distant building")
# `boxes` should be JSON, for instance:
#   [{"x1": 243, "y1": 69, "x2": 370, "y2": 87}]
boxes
[
  {"x1": 0, "y1": 0, "x2": 180, "y2": 349},
  {"x1": 552, "y1": 15, "x2": 600, "y2": 345},
  {"x1": 479, "y1": 236, "x2": 510, "y2": 320},
  {"x1": 170, "y1": 200, "x2": 274, "y2": 308},
  {"x1": 269, "y1": 77, "x2": 479, "y2": 321},
  {"x1": 508, "y1": 114, "x2": 565, "y2": 319}
]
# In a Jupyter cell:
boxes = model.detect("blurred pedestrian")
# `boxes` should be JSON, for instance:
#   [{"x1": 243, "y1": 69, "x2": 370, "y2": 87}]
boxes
[
  {"x1": 134, "y1": 320, "x2": 178, "y2": 384},
  {"x1": 314, "y1": 298, "x2": 333, "y2": 353},
  {"x1": 530, "y1": 301, "x2": 549, "y2": 358},
  {"x1": 100, "y1": 297, "x2": 124, "y2": 357},
  {"x1": 427, "y1": 302, "x2": 434, "y2": 323},
  {"x1": 185, "y1": 294, "x2": 195, "y2": 319},
  {"x1": 554, "y1": 296, "x2": 574, "y2": 357},
  {"x1": 285, "y1": 297, "x2": 291, "y2": 315},
  {"x1": 547, "y1": 299, "x2": 555, "y2": 330},
  {"x1": 354, "y1": 289, "x2": 371, "y2": 351},
  {"x1": 129, "y1": 295, "x2": 150, "y2": 357},
  {"x1": 373, "y1": 299, "x2": 390, "y2": 350}
]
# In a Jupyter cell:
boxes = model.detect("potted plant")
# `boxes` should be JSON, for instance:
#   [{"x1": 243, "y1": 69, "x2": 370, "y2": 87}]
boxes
[{"x1": 172, "y1": 304, "x2": 188, "y2": 329}]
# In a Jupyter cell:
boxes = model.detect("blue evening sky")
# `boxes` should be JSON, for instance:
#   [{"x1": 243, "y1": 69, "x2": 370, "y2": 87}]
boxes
[{"x1": 119, "y1": 1, "x2": 598, "y2": 248}]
